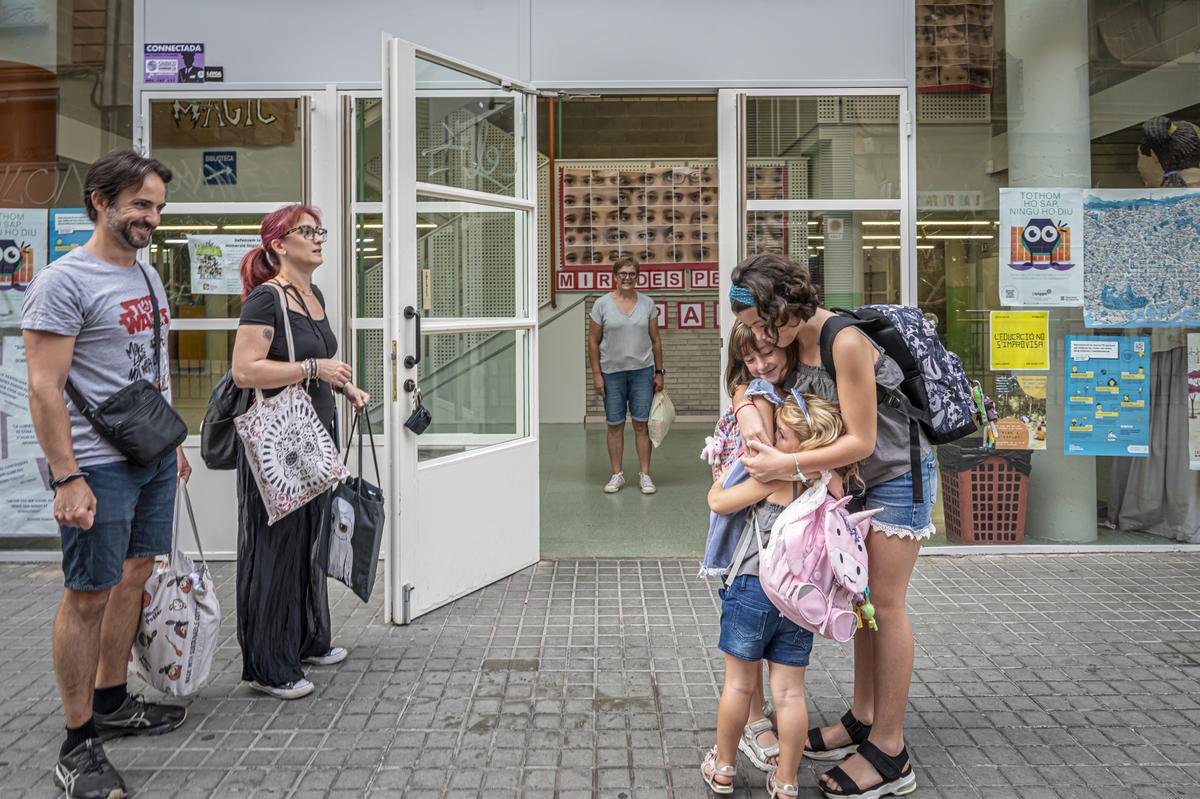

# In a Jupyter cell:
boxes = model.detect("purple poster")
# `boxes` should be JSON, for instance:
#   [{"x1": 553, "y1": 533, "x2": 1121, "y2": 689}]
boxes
[{"x1": 144, "y1": 43, "x2": 205, "y2": 84}]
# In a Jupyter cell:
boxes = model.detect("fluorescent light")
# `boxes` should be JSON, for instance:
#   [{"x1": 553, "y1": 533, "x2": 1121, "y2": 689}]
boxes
[
  {"x1": 358, "y1": 223, "x2": 384, "y2": 230},
  {"x1": 808, "y1": 235, "x2": 824, "y2": 240},
  {"x1": 156, "y1": 225, "x2": 218, "y2": 231},
  {"x1": 362, "y1": 255, "x2": 383, "y2": 260},
  {"x1": 358, "y1": 237, "x2": 376, "y2": 243},
  {"x1": 358, "y1": 247, "x2": 379, "y2": 253},
  {"x1": 863, "y1": 235, "x2": 900, "y2": 240},
  {"x1": 163, "y1": 238, "x2": 188, "y2": 244},
  {"x1": 922, "y1": 234, "x2": 994, "y2": 240},
  {"x1": 917, "y1": 245, "x2": 935, "y2": 250},
  {"x1": 918, "y1": 220, "x2": 993, "y2": 226},
  {"x1": 416, "y1": 223, "x2": 438, "y2": 229},
  {"x1": 874, "y1": 245, "x2": 901, "y2": 250},
  {"x1": 221, "y1": 224, "x2": 261, "y2": 230},
  {"x1": 862, "y1": 221, "x2": 900, "y2": 226}
]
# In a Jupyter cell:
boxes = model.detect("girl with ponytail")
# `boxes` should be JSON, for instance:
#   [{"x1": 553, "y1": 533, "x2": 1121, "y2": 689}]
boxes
[{"x1": 230, "y1": 204, "x2": 369, "y2": 700}]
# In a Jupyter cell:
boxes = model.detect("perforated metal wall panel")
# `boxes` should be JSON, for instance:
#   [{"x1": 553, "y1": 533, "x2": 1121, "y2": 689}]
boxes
[{"x1": 917, "y1": 93, "x2": 991, "y2": 123}]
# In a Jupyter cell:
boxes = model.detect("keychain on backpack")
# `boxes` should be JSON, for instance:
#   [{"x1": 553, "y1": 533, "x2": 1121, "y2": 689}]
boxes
[
  {"x1": 853, "y1": 587, "x2": 877, "y2": 632},
  {"x1": 404, "y1": 383, "x2": 432, "y2": 435},
  {"x1": 971, "y1": 381, "x2": 998, "y2": 447}
]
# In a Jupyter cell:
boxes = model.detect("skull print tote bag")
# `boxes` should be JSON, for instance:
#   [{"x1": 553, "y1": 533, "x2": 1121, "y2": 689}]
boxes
[{"x1": 234, "y1": 285, "x2": 348, "y2": 525}]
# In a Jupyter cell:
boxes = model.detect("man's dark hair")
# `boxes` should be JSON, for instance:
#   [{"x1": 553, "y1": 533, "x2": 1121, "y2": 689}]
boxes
[{"x1": 83, "y1": 148, "x2": 173, "y2": 222}]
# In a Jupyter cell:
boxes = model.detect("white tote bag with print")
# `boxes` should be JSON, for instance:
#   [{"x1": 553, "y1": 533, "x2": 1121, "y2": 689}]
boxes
[
  {"x1": 131, "y1": 480, "x2": 221, "y2": 697},
  {"x1": 234, "y1": 285, "x2": 348, "y2": 525}
]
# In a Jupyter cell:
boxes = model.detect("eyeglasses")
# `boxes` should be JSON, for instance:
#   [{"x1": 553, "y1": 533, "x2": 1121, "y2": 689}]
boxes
[
  {"x1": 283, "y1": 225, "x2": 327, "y2": 241},
  {"x1": 663, "y1": 168, "x2": 700, "y2": 185},
  {"x1": 615, "y1": 271, "x2": 639, "y2": 280}
]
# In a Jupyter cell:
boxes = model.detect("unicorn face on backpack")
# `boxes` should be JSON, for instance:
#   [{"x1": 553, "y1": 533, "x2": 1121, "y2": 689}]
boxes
[{"x1": 823, "y1": 495, "x2": 880, "y2": 595}]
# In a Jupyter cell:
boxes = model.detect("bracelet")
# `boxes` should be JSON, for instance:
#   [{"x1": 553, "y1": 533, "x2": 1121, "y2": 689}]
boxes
[
  {"x1": 51, "y1": 470, "x2": 88, "y2": 492},
  {"x1": 732, "y1": 402, "x2": 754, "y2": 419},
  {"x1": 792, "y1": 453, "x2": 809, "y2": 485}
]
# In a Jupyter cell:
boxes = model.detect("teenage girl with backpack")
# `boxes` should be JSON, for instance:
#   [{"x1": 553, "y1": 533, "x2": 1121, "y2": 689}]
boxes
[
  {"x1": 730, "y1": 252, "x2": 932, "y2": 799},
  {"x1": 702, "y1": 393, "x2": 860, "y2": 798}
]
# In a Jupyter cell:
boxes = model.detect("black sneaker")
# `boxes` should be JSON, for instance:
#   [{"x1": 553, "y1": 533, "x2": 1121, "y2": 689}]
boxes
[
  {"x1": 54, "y1": 738, "x2": 127, "y2": 799},
  {"x1": 93, "y1": 693, "x2": 187, "y2": 740}
]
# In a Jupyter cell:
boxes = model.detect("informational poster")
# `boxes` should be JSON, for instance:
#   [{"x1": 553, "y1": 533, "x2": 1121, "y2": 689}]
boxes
[
  {"x1": 1189, "y1": 334, "x2": 1200, "y2": 471},
  {"x1": 992, "y1": 374, "x2": 1047, "y2": 450},
  {"x1": 1083, "y1": 189, "x2": 1200, "y2": 328},
  {"x1": 186, "y1": 234, "x2": 258, "y2": 295},
  {"x1": 0, "y1": 208, "x2": 48, "y2": 328},
  {"x1": 49, "y1": 209, "x2": 93, "y2": 262},
  {"x1": 998, "y1": 188, "x2": 1083, "y2": 307},
  {"x1": 0, "y1": 335, "x2": 53, "y2": 536},
  {"x1": 989, "y1": 311, "x2": 1048, "y2": 370},
  {"x1": 144, "y1": 43, "x2": 205, "y2": 83},
  {"x1": 1064, "y1": 336, "x2": 1151, "y2": 458}
]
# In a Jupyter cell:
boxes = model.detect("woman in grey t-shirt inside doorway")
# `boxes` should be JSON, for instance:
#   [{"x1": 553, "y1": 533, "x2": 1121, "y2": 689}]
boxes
[{"x1": 587, "y1": 256, "x2": 665, "y2": 494}]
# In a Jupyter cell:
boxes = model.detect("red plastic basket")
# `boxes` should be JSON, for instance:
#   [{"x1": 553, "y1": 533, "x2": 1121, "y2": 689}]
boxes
[{"x1": 940, "y1": 457, "x2": 1028, "y2": 544}]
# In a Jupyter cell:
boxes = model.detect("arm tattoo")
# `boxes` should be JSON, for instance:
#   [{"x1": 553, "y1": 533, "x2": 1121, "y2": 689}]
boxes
[{"x1": 261, "y1": 328, "x2": 274, "y2": 342}]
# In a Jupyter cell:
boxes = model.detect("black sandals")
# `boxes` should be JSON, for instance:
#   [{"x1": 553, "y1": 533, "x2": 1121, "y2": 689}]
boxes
[
  {"x1": 819, "y1": 740, "x2": 917, "y2": 799},
  {"x1": 804, "y1": 709, "x2": 872, "y2": 761}
]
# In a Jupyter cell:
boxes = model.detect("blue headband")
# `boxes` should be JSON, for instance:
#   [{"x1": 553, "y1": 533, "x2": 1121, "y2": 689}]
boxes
[
  {"x1": 788, "y1": 388, "x2": 813, "y2": 425},
  {"x1": 729, "y1": 285, "x2": 756, "y2": 307}
]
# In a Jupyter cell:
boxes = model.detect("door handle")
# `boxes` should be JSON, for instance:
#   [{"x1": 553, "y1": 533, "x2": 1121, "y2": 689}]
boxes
[{"x1": 404, "y1": 306, "x2": 421, "y2": 368}]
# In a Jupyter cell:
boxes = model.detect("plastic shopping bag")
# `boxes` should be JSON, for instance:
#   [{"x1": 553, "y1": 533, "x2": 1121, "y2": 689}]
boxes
[
  {"x1": 130, "y1": 480, "x2": 220, "y2": 697},
  {"x1": 647, "y1": 390, "x2": 676, "y2": 448}
]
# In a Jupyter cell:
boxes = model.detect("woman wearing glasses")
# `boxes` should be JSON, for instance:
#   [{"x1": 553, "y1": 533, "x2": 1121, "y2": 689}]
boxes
[
  {"x1": 230, "y1": 205, "x2": 370, "y2": 699},
  {"x1": 588, "y1": 256, "x2": 664, "y2": 494}
]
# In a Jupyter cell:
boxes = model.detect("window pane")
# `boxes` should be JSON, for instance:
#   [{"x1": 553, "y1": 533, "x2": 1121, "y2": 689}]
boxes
[
  {"x1": 745, "y1": 210, "x2": 902, "y2": 308},
  {"x1": 416, "y1": 329, "x2": 528, "y2": 461},
  {"x1": 148, "y1": 214, "x2": 270, "y2": 319},
  {"x1": 169, "y1": 329, "x2": 235, "y2": 433},
  {"x1": 417, "y1": 198, "x2": 524, "y2": 319},
  {"x1": 355, "y1": 214, "x2": 384, "y2": 318},
  {"x1": 745, "y1": 96, "x2": 900, "y2": 200},
  {"x1": 148, "y1": 98, "x2": 304, "y2": 202},
  {"x1": 355, "y1": 328, "x2": 386, "y2": 429},
  {"x1": 356, "y1": 98, "x2": 383, "y2": 203},
  {"x1": 416, "y1": 58, "x2": 524, "y2": 197}
]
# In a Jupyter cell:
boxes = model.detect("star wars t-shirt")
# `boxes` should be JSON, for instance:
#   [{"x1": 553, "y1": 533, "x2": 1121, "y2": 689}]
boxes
[{"x1": 21, "y1": 246, "x2": 171, "y2": 467}]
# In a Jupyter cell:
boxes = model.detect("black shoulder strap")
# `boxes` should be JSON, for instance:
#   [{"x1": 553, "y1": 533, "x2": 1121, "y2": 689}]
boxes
[{"x1": 818, "y1": 313, "x2": 858, "y2": 381}]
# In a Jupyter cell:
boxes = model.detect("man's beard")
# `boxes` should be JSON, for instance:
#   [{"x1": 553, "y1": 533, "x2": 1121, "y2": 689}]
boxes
[{"x1": 109, "y1": 214, "x2": 153, "y2": 249}]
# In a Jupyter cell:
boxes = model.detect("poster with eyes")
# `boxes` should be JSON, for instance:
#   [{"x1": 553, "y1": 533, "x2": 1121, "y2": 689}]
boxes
[
  {"x1": 559, "y1": 164, "x2": 719, "y2": 272},
  {"x1": 916, "y1": 1, "x2": 993, "y2": 94}
]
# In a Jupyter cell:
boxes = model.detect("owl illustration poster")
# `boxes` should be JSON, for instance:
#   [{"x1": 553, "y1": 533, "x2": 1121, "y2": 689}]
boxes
[
  {"x1": 0, "y1": 209, "x2": 48, "y2": 328},
  {"x1": 998, "y1": 188, "x2": 1084, "y2": 307}
]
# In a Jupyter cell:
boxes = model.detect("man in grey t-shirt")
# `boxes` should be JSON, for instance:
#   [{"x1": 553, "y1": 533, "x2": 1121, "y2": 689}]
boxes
[{"x1": 22, "y1": 149, "x2": 189, "y2": 798}]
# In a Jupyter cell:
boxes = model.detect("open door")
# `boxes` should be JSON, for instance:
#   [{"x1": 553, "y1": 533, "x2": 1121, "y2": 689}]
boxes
[{"x1": 383, "y1": 38, "x2": 539, "y2": 623}]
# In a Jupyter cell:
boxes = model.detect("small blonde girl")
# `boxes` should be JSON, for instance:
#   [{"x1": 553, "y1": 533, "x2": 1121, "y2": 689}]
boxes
[{"x1": 702, "y1": 394, "x2": 858, "y2": 798}]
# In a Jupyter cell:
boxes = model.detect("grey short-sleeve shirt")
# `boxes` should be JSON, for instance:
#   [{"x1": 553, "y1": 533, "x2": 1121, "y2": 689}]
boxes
[
  {"x1": 21, "y1": 247, "x2": 172, "y2": 468},
  {"x1": 589, "y1": 292, "x2": 655, "y2": 374}
]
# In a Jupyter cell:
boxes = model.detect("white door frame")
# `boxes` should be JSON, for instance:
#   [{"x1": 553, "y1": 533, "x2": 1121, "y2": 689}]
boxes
[{"x1": 716, "y1": 87, "x2": 913, "y2": 403}]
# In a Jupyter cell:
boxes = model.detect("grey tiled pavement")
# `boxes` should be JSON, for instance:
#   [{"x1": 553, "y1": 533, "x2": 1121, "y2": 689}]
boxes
[{"x1": 2, "y1": 555, "x2": 1200, "y2": 797}]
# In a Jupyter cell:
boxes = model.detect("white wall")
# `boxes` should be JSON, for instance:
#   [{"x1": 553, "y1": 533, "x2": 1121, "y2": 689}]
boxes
[
  {"x1": 139, "y1": 0, "x2": 913, "y2": 88},
  {"x1": 538, "y1": 299, "x2": 585, "y2": 423}
]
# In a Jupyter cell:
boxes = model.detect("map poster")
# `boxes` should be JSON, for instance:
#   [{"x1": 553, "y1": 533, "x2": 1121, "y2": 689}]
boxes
[
  {"x1": 186, "y1": 234, "x2": 258, "y2": 295},
  {"x1": 1064, "y1": 336, "x2": 1151, "y2": 458},
  {"x1": 1189, "y1": 333, "x2": 1200, "y2": 470},
  {"x1": 49, "y1": 209, "x2": 93, "y2": 262},
  {"x1": 989, "y1": 311, "x2": 1048, "y2": 370},
  {"x1": 992, "y1": 373, "x2": 1047, "y2": 450},
  {"x1": 998, "y1": 188, "x2": 1084, "y2": 307},
  {"x1": 0, "y1": 208, "x2": 48, "y2": 328},
  {"x1": 1083, "y1": 188, "x2": 1200, "y2": 327}
]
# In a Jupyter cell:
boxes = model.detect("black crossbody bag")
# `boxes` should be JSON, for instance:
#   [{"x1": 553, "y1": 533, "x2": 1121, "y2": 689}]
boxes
[{"x1": 65, "y1": 265, "x2": 188, "y2": 467}]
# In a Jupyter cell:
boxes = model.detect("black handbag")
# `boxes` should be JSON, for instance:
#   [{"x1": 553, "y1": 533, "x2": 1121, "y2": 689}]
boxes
[
  {"x1": 322, "y1": 413, "x2": 386, "y2": 602},
  {"x1": 65, "y1": 265, "x2": 188, "y2": 467},
  {"x1": 199, "y1": 370, "x2": 251, "y2": 470}
]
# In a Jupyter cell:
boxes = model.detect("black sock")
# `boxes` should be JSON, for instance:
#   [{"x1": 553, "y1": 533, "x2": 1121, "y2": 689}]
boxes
[
  {"x1": 93, "y1": 683, "x2": 128, "y2": 715},
  {"x1": 61, "y1": 718, "x2": 97, "y2": 756}
]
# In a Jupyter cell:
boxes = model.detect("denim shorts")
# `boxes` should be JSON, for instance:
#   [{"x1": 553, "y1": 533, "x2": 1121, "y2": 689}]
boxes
[
  {"x1": 602, "y1": 365, "x2": 655, "y2": 425},
  {"x1": 718, "y1": 575, "x2": 814, "y2": 666},
  {"x1": 59, "y1": 452, "x2": 177, "y2": 592},
  {"x1": 849, "y1": 453, "x2": 937, "y2": 540}
]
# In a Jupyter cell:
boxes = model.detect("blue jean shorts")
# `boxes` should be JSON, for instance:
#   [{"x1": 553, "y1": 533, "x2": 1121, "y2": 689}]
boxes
[
  {"x1": 849, "y1": 453, "x2": 938, "y2": 540},
  {"x1": 718, "y1": 575, "x2": 814, "y2": 666},
  {"x1": 59, "y1": 452, "x2": 177, "y2": 592},
  {"x1": 602, "y1": 365, "x2": 655, "y2": 425}
]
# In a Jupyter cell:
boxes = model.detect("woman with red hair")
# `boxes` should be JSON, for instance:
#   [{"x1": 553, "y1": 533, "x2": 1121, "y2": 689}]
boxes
[{"x1": 230, "y1": 204, "x2": 369, "y2": 700}]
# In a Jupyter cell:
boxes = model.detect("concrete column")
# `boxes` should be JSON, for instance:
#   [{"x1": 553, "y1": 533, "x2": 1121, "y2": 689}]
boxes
[{"x1": 1005, "y1": 0, "x2": 1097, "y2": 542}]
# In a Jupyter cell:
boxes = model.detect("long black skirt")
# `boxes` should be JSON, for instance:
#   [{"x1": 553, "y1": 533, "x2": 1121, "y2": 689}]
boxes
[{"x1": 235, "y1": 446, "x2": 332, "y2": 686}]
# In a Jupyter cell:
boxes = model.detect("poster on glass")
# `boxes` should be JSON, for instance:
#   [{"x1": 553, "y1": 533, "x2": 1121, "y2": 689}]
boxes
[
  {"x1": 185, "y1": 234, "x2": 258, "y2": 295},
  {"x1": 0, "y1": 209, "x2": 48, "y2": 328},
  {"x1": 1064, "y1": 336, "x2": 1151, "y2": 458},
  {"x1": 998, "y1": 188, "x2": 1083, "y2": 307}
]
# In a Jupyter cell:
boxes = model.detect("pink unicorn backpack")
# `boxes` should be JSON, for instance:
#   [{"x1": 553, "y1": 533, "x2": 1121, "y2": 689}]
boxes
[{"x1": 754, "y1": 474, "x2": 881, "y2": 643}]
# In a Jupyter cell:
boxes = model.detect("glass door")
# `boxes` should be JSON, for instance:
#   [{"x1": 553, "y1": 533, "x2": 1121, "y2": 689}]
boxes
[
  {"x1": 716, "y1": 89, "x2": 912, "y2": 400},
  {"x1": 383, "y1": 38, "x2": 539, "y2": 623}
]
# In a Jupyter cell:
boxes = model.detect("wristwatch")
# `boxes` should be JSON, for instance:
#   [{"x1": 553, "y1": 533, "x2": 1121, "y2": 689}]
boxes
[{"x1": 655, "y1": 368, "x2": 666, "y2": 376}]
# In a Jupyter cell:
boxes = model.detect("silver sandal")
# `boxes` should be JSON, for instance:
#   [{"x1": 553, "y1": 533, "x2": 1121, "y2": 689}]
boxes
[
  {"x1": 739, "y1": 717, "x2": 780, "y2": 771},
  {"x1": 701, "y1": 747, "x2": 737, "y2": 795},
  {"x1": 768, "y1": 770, "x2": 800, "y2": 798}
]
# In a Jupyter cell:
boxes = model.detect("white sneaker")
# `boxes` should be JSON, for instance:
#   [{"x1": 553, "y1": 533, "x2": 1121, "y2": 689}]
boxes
[
  {"x1": 639, "y1": 473, "x2": 657, "y2": 494},
  {"x1": 249, "y1": 678, "x2": 315, "y2": 700},
  {"x1": 604, "y1": 473, "x2": 625, "y2": 493},
  {"x1": 303, "y1": 647, "x2": 349, "y2": 666}
]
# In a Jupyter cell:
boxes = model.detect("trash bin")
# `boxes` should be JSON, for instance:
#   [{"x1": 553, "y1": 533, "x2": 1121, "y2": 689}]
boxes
[{"x1": 937, "y1": 440, "x2": 1032, "y2": 544}]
